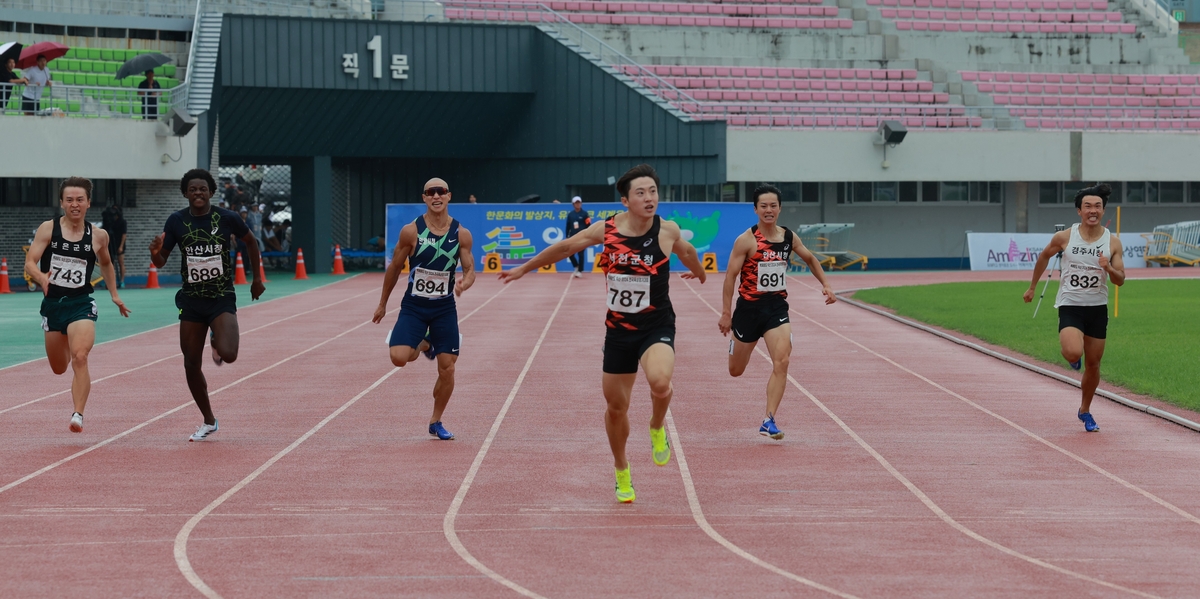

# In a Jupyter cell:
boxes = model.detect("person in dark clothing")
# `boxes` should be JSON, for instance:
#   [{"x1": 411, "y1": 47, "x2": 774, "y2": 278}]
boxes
[
  {"x1": 137, "y1": 70, "x2": 161, "y2": 119},
  {"x1": 1, "y1": 58, "x2": 29, "y2": 112},
  {"x1": 103, "y1": 204, "x2": 128, "y2": 288},
  {"x1": 564, "y1": 196, "x2": 591, "y2": 277}
]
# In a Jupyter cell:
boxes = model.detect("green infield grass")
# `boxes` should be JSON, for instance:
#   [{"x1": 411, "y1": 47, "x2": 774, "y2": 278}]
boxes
[
  {"x1": 0, "y1": 274, "x2": 358, "y2": 369},
  {"x1": 853, "y1": 279, "x2": 1200, "y2": 413}
]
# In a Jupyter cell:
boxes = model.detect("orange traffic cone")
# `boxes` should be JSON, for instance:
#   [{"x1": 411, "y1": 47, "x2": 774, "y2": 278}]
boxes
[
  {"x1": 0, "y1": 257, "x2": 12, "y2": 293},
  {"x1": 294, "y1": 248, "x2": 309, "y2": 280},
  {"x1": 257, "y1": 259, "x2": 269, "y2": 284},
  {"x1": 234, "y1": 253, "x2": 248, "y2": 285},
  {"x1": 332, "y1": 244, "x2": 346, "y2": 275},
  {"x1": 146, "y1": 264, "x2": 160, "y2": 289}
]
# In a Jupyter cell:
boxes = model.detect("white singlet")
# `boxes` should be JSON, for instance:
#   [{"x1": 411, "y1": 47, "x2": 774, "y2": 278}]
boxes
[{"x1": 1054, "y1": 223, "x2": 1111, "y2": 308}]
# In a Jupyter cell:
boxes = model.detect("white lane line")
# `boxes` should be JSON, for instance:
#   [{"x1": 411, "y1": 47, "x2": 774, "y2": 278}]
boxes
[
  {"x1": 174, "y1": 284, "x2": 509, "y2": 599},
  {"x1": 443, "y1": 277, "x2": 574, "y2": 599},
  {"x1": 683, "y1": 280, "x2": 1162, "y2": 599},
  {"x1": 663, "y1": 412, "x2": 862, "y2": 599},
  {"x1": 785, "y1": 277, "x2": 1200, "y2": 527},
  {"x1": 0, "y1": 274, "x2": 364, "y2": 372},
  {"x1": 174, "y1": 369, "x2": 401, "y2": 599},
  {"x1": 0, "y1": 288, "x2": 377, "y2": 417}
]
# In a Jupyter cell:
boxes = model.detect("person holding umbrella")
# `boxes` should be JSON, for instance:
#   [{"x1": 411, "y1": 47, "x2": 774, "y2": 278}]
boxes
[
  {"x1": 0, "y1": 42, "x2": 26, "y2": 112},
  {"x1": 138, "y1": 70, "x2": 162, "y2": 118},
  {"x1": 20, "y1": 54, "x2": 52, "y2": 116}
]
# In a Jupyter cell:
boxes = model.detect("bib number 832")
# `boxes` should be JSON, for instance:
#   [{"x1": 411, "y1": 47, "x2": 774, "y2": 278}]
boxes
[{"x1": 1068, "y1": 274, "x2": 1101, "y2": 289}]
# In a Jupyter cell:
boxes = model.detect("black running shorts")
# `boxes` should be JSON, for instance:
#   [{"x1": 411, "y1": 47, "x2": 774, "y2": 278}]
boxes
[
  {"x1": 603, "y1": 325, "x2": 676, "y2": 375},
  {"x1": 1058, "y1": 304, "x2": 1108, "y2": 339},
  {"x1": 177, "y1": 291, "x2": 238, "y2": 325},
  {"x1": 730, "y1": 298, "x2": 790, "y2": 344}
]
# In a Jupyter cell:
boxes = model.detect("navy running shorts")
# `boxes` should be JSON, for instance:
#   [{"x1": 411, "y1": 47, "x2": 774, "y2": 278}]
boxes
[
  {"x1": 177, "y1": 291, "x2": 238, "y2": 325},
  {"x1": 1058, "y1": 304, "x2": 1108, "y2": 339},
  {"x1": 602, "y1": 324, "x2": 676, "y2": 375},
  {"x1": 730, "y1": 298, "x2": 790, "y2": 344},
  {"x1": 389, "y1": 299, "x2": 460, "y2": 357},
  {"x1": 40, "y1": 295, "x2": 98, "y2": 334}
]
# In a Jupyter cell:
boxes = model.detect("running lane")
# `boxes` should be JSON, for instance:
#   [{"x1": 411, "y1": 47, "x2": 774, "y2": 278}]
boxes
[
  {"x1": 160, "y1": 276, "x2": 571, "y2": 598},
  {"x1": 0, "y1": 274, "x2": 489, "y2": 597},
  {"x1": 667, "y1": 275, "x2": 1200, "y2": 598}
]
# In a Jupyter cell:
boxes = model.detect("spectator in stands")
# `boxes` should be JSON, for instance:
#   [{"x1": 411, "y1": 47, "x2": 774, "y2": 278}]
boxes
[
  {"x1": 21, "y1": 55, "x2": 52, "y2": 116},
  {"x1": 367, "y1": 233, "x2": 386, "y2": 252},
  {"x1": 468, "y1": 194, "x2": 478, "y2": 204},
  {"x1": 264, "y1": 223, "x2": 282, "y2": 253},
  {"x1": 280, "y1": 219, "x2": 292, "y2": 253},
  {"x1": 234, "y1": 186, "x2": 249, "y2": 208},
  {"x1": 222, "y1": 180, "x2": 237, "y2": 206},
  {"x1": 235, "y1": 207, "x2": 250, "y2": 259},
  {"x1": 138, "y1": 70, "x2": 162, "y2": 119},
  {"x1": 103, "y1": 204, "x2": 128, "y2": 289},
  {"x1": 564, "y1": 196, "x2": 591, "y2": 278},
  {"x1": 1, "y1": 58, "x2": 28, "y2": 111},
  {"x1": 247, "y1": 203, "x2": 264, "y2": 252},
  {"x1": 245, "y1": 165, "x2": 263, "y2": 200}
]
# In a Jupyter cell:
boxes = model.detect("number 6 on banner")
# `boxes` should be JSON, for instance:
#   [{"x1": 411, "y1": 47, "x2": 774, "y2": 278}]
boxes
[
  {"x1": 702, "y1": 252, "x2": 718, "y2": 273},
  {"x1": 483, "y1": 253, "x2": 501, "y2": 273},
  {"x1": 538, "y1": 262, "x2": 557, "y2": 273}
]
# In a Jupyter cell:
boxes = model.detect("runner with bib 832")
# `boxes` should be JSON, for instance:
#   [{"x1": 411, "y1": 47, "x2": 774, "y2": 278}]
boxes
[{"x1": 1023, "y1": 183, "x2": 1125, "y2": 433}]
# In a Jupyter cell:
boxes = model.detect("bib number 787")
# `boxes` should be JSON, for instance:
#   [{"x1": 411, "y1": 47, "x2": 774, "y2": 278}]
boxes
[{"x1": 606, "y1": 274, "x2": 650, "y2": 313}]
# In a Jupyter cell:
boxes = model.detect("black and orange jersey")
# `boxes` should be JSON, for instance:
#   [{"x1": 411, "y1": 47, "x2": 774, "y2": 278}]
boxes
[
  {"x1": 598, "y1": 215, "x2": 673, "y2": 331},
  {"x1": 737, "y1": 225, "x2": 793, "y2": 303}
]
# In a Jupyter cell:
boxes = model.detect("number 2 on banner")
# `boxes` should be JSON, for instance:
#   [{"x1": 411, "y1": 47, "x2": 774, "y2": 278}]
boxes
[
  {"x1": 702, "y1": 252, "x2": 718, "y2": 273},
  {"x1": 483, "y1": 253, "x2": 501, "y2": 273}
]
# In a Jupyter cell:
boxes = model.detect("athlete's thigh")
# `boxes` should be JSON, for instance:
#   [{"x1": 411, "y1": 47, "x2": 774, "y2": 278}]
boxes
[
  {"x1": 44, "y1": 332, "x2": 70, "y2": 371},
  {"x1": 762, "y1": 322, "x2": 792, "y2": 361},
  {"x1": 639, "y1": 343, "x2": 676, "y2": 387},
  {"x1": 729, "y1": 337, "x2": 756, "y2": 369},
  {"x1": 179, "y1": 320, "x2": 209, "y2": 359},
  {"x1": 427, "y1": 305, "x2": 460, "y2": 354},
  {"x1": 435, "y1": 351, "x2": 457, "y2": 372},
  {"x1": 602, "y1": 373, "x2": 636, "y2": 409},
  {"x1": 1058, "y1": 326, "x2": 1084, "y2": 355},
  {"x1": 65, "y1": 319, "x2": 96, "y2": 356},
  {"x1": 210, "y1": 311, "x2": 240, "y2": 349},
  {"x1": 1082, "y1": 336, "x2": 1106, "y2": 362}
]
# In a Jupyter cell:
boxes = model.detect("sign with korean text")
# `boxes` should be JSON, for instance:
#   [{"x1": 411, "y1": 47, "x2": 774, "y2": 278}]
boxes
[{"x1": 343, "y1": 34, "x2": 409, "y2": 80}]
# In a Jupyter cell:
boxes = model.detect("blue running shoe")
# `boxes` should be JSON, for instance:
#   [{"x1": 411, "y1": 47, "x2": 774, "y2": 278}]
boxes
[
  {"x1": 420, "y1": 330, "x2": 436, "y2": 361},
  {"x1": 759, "y1": 415, "x2": 784, "y2": 440},
  {"x1": 429, "y1": 421, "x2": 455, "y2": 440},
  {"x1": 1068, "y1": 359, "x2": 1082, "y2": 371},
  {"x1": 1078, "y1": 411, "x2": 1099, "y2": 432}
]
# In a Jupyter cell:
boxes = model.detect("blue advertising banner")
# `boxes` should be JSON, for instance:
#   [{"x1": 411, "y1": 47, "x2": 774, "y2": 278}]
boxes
[{"x1": 385, "y1": 202, "x2": 756, "y2": 272}]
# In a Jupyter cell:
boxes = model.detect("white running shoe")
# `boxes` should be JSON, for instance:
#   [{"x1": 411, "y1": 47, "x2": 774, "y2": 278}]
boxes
[
  {"x1": 190, "y1": 420, "x2": 219, "y2": 442},
  {"x1": 573, "y1": 271, "x2": 583, "y2": 278},
  {"x1": 69, "y1": 412, "x2": 83, "y2": 433}
]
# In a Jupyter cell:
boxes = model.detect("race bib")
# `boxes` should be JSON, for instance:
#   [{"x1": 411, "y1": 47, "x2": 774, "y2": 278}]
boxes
[
  {"x1": 606, "y1": 273, "x2": 651, "y2": 313},
  {"x1": 756, "y1": 260, "x2": 787, "y2": 292},
  {"x1": 48, "y1": 254, "x2": 87, "y2": 288},
  {"x1": 1062, "y1": 263, "x2": 1104, "y2": 292},
  {"x1": 186, "y1": 254, "x2": 224, "y2": 283},
  {"x1": 411, "y1": 267, "x2": 451, "y2": 298}
]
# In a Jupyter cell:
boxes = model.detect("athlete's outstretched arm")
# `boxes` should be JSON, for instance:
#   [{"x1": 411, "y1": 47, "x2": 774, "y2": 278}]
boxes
[
  {"x1": 791, "y1": 230, "x2": 836, "y2": 305},
  {"x1": 240, "y1": 230, "x2": 265, "y2": 300},
  {"x1": 24, "y1": 221, "x2": 52, "y2": 292},
  {"x1": 455, "y1": 227, "x2": 475, "y2": 296},
  {"x1": 93, "y1": 228, "x2": 130, "y2": 317},
  {"x1": 1023, "y1": 230, "x2": 1069, "y2": 303},
  {"x1": 1102, "y1": 236, "x2": 1126, "y2": 286},
  {"x1": 719, "y1": 232, "x2": 753, "y2": 335},
  {"x1": 499, "y1": 220, "x2": 604, "y2": 283},
  {"x1": 668, "y1": 221, "x2": 706, "y2": 284},
  {"x1": 148, "y1": 219, "x2": 177, "y2": 269},
  {"x1": 374, "y1": 224, "x2": 417, "y2": 323}
]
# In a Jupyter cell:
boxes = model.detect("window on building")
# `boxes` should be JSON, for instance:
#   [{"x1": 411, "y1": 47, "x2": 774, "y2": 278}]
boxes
[
  {"x1": 776, "y1": 182, "x2": 801, "y2": 203},
  {"x1": 1191, "y1": 183, "x2": 1200, "y2": 203},
  {"x1": 0, "y1": 21, "x2": 14, "y2": 32},
  {"x1": 872, "y1": 182, "x2": 897, "y2": 202},
  {"x1": 988, "y1": 182, "x2": 1004, "y2": 203},
  {"x1": 67, "y1": 26, "x2": 96, "y2": 37},
  {"x1": 939, "y1": 182, "x2": 968, "y2": 202},
  {"x1": 1157, "y1": 182, "x2": 1184, "y2": 203},
  {"x1": 98, "y1": 27, "x2": 127, "y2": 38},
  {"x1": 160, "y1": 30, "x2": 189, "y2": 42},
  {"x1": 898, "y1": 182, "x2": 918, "y2": 202},
  {"x1": 14, "y1": 22, "x2": 32, "y2": 33},
  {"x1": 33, "y1": 24, "x2": 65, "y2": 35},
  {"x1": 1062, "y1": 182, "x2": 1087, "y2": 205},
  {"x1": 129, "y1": 29, "x2": 157, "y2": 40},
  {"x1": 1126, "y1": 182, "x2": 1147, "y2": 203},
  {"x1": 1039, "y1": 182, "x2": 1059, "y2": 204},
  {"x1": 852, "y1": 182, "x2": 872, "y2": 203},
  {"x1": 802, "y1": 182, "x2": 820, "y2": 204},
  {"x1": 922, "y1": 181, "x2": 939, "y2": 202}
]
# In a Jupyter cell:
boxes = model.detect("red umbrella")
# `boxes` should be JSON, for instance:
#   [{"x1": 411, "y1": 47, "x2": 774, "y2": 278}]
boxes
[{"x1": 17, "y1": 42, "x2": 69, "y2": 69}]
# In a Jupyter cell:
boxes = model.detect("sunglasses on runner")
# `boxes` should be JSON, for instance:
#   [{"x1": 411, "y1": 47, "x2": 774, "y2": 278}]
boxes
[{"x1": 424, "y1": 187, "x2": 449, "y2": 197}]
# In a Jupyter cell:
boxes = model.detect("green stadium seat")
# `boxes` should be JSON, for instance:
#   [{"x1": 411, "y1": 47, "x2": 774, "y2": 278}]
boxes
[
  {"x1": 100, "y1": 49, "x2": 113, "y2": 61},
  {"x1": 60, "y1": 73, "x2": 75, "y2": 85},
  {"x1": 63, "y1": 48, "x2": 76, "y2": 58},
  {"x1": 104, "y1": 62, "x2": 118, "y2": 73},
  {"x1": 66, "y1": 59, "x2": 80, "y2": 71},
  {"x1": 81, "y1": 61, "x2": 94, "y2": 73},
  {"x1": 85, "y1": 74, "x2": 98, "y2": 86},
  {"x1": 85, "y1": 49, "x2": 101, "y2": 60},
  {"x1": 164, "y1": 65, "x2": 177, "y2": 77},
  {"x1": 98, "y1": 75, "x2": 114, "y2": 87},
  {"x1": 69, "y1": 100, "x2": 81, "y2": 112}
]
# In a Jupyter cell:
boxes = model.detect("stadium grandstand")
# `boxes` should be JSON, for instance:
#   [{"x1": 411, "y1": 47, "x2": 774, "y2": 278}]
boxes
[{"x1": 1, "y1": 0, "x2": 1199, "y2": 284}]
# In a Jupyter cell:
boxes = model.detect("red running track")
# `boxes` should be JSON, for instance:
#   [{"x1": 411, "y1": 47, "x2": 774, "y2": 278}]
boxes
[{"x1": 1, "y1": 272, "x2": 1198, "y2": 598}]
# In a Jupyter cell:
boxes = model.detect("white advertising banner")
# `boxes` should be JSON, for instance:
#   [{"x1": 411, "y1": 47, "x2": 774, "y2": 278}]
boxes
[{"x1": 968, "y1": 232, "x2": 1149, "y2": 271}]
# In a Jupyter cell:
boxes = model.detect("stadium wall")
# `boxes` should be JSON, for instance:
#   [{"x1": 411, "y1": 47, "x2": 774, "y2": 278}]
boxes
[{"x1": 0, "y1": 117, "x2": 200, "y2": 181}]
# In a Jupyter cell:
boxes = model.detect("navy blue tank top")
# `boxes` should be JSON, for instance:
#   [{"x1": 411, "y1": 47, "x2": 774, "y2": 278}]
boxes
[{"x1": 403, "y1": 215, "x2": 460, "y2": 306}]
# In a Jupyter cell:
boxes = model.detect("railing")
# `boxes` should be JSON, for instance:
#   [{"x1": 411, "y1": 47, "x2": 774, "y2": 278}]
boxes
[
  {"x1": 440, "y1": 0, "x2": 705, "y2": 119},
  {"x1": 0, "y1": 83, "x2": 188, "y2": 118},
  {"x1": 0, "y1": 0, "x2": 379, "y2": 19}
]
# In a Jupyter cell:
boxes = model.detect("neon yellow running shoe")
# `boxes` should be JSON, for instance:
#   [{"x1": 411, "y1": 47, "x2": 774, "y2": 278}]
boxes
[
  {"x1": 615, "y1": 466, "x2": 636, "y2": 503},
  {"x1": 650, "y1": 426, "x2": 671, "y2": 466}
]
